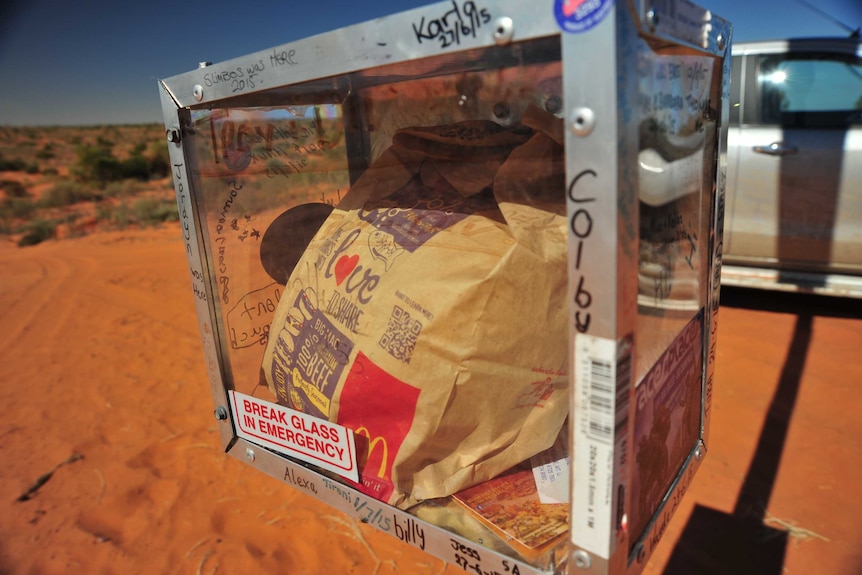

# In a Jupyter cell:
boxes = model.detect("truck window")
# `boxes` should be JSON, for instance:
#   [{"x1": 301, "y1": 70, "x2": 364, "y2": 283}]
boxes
[
  {"x1": 730, "y1": 55, "x2": 742, "y2": 125},
  {"x1": 757, "y1": 53, "x2": 862, "y2": 128}
]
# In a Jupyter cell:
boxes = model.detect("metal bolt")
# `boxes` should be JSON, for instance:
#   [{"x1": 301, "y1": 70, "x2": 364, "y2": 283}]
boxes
[
  {"x1": 193, "y1": 84, "x2": 204, "y2": 102},
  {"x1": 214, "y1": 406, "x2": 228, "y2": 421},
  {"x1": 493, "y1": 17, "x2": 514, "y2": 45},
  {"x1": 166, "y1": 128, "x2": 181, "y2": 144},
  {"x1": 198, "y1": 61, "x2": 212, "y2": 68},
  {"x1": 695, "y1": 444, "x2": 704, "y2": 460},
  {"x1": 493, "y1": 102, "x2": 510, "y2": 119},
  {"x1": 646, "y1": 9, "x2": 658, "y2": 30},
  {"x1": 245, "y1": 448, "x2": 255, "y2": 461},
  {"x1": 716, "y1": 34, "x2": 726, "y2": 51},
  {"x1": 572, "y1": 549, "x2": 592, "y2": 569},
  {"x1": 545, "y1": 95, "x2": 562, "y2": 115},
  {"x1": 571, "y1": 107, "x2": 596, "y2": 136}
]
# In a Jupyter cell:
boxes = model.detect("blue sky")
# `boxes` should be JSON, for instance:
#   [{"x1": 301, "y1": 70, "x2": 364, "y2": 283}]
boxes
[{"x1": 0, "y1": 0, "x2": 859, "y2": 126}]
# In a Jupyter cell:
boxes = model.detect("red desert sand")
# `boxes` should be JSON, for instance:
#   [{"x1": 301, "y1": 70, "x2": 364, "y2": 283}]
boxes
[{"x1": 1, "y1": 223, "x2": 861, "y2": 574}]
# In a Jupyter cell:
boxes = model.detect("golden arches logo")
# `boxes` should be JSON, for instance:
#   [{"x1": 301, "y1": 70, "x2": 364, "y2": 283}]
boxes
[{"x1": 354, "y1": 427, "x2": 389, "y2": 478}]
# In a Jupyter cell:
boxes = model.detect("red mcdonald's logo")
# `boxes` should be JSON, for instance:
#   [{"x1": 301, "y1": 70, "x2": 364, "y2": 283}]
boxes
[{"x1": 354, "y1": 426, "x2": 389, "y2": 478}]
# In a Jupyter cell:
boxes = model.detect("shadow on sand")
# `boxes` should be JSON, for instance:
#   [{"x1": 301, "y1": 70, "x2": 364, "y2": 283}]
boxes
[{"x1": 662, "y1": 288, "x2": 821, "y2": 574}]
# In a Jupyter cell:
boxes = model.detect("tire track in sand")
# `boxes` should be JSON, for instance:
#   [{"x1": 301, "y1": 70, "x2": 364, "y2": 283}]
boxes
[{"x1": 0, "y1": 246, "x2": 88, "y2": 356}]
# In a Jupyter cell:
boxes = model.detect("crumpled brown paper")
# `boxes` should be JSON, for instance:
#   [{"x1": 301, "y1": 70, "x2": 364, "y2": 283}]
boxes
[{"x1": 261, "y1": 105, "x2": 570, "y2": 508}]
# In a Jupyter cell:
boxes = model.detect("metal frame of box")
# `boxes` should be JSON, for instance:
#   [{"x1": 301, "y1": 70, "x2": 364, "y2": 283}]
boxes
[{"x1": 158, "y1": 1, "x2": 731, "y2": 574}]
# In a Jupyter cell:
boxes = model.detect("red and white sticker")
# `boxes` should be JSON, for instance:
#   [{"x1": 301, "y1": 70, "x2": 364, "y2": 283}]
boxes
[{"x1": 230, "y1": 391, "x2": 358, "y2": 482}]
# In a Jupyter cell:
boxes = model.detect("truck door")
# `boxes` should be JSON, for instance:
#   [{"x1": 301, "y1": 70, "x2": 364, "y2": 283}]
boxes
[{"x1": 727, "y1": 43, "x2": 862, "y2": 277}]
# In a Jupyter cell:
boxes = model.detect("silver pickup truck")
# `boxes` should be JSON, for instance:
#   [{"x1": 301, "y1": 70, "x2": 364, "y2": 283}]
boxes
[{"x1": 722, "y1": 37, "x2": 862, "y2": 297}]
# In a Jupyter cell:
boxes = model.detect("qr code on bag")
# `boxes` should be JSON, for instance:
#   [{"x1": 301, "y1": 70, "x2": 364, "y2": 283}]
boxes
[{"x1": 379, "y1": 305, "x2": 422, "y2": 364}]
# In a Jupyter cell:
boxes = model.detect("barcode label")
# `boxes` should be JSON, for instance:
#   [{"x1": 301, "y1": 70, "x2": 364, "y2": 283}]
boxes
[
  {"x1": 572, "y1": 334, "x2": 620, "y2": 559},
  {"x1": 586, "y1": 348, "x2": 631, "y2": 444},
  {"x1": 588, "y1": 358, "x2": 614, "y2": 441}
]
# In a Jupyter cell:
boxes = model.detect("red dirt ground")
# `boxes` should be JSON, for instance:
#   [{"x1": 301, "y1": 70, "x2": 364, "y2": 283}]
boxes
[{"x1": 0, "y1": 224, "x2": 860, "y2": 575}]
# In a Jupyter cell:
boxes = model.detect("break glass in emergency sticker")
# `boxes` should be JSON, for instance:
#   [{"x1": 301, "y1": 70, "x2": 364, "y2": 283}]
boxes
[
  {"x1": 230, "y1": 391, "x2": 359, "y2": 482},
  {"x1": 554, "y1": 0, "x2": 614, "y2": 34}
]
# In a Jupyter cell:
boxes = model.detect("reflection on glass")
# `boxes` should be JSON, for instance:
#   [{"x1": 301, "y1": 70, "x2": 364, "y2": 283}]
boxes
[
  {"x1": 186, "y1": 105, "x2": 351, "y2": 393},
  {"x1": 183, "y1": 38, "x2": 572, "y2": 569},
  {"x1": 632, "y1": 45, "x2": 718, "y2": 544},
  {"x1": 760, "y1": 54, "x2": 862, "y2": 124}
]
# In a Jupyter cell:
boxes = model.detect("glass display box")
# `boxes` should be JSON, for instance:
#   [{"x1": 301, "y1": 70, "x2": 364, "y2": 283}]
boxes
[{"x1": 158, "y1": 1, "x2": 731, "y2": 573}]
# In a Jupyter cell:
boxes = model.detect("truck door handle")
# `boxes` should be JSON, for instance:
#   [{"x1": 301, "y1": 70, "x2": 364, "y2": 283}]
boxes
[{"x1": 753, "y1": 142, "x2": 798, "y2": 156}]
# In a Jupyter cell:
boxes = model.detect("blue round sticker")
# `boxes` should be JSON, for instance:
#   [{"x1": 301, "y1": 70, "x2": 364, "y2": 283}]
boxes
[{"x1": 554, "y1": 0, "x2": 614, "y2": 33}]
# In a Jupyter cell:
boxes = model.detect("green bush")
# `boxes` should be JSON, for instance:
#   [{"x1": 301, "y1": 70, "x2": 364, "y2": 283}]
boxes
[
  {"x1": 146, "y1": 141, "x2": 171, "y2": 178},
  {"x1": 95, "y1": 202, "x2": 116, "y2": 225},
  {"x1": 103, "y1": 179, "x2": 142, "y2": 198},
  {"x1": 133, "y1": 197, "x2": 179, "y2": 226},
  {"x1": 1, "y1": 180, "x2": 29, "y2": 198},
  {"x1": 17, "y1": 219, "x2": 57, "y2": 247},
  {"x1": 0, "y1": 156, "x2": 27, "y2": 172},
  {"x1": 39, "y1": 180, "x2": 99, "y2": 207},
  {"x1": 1, "y1": 197, "x2": 37, "y2": 220},
  {"x1": 72, "y1": 144, "x2": 119, "y2": 183},
  {"x1": 73, "y1": 142, "x2": 168, "y2": 184},
  {"x1": 36, "y1": 145, "x2": 55, "y2": 160}
]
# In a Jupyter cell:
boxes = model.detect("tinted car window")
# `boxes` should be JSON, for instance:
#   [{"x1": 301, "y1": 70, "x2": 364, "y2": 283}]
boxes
[
  {"x1": 730, "y1": 55, "x2": 741, "y2": 125},
  {"x1": 758, "y1": 53, "x2": 862, "y2": 128}
]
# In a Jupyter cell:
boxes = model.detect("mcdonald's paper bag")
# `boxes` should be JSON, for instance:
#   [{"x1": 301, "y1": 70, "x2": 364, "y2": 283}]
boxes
[{"x1": 262, "y1": 109, "x2": 569, "y2": 508}]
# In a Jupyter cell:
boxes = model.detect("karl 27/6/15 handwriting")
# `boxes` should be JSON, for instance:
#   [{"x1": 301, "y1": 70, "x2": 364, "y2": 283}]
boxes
[{"x1": 412, "y1": 1, "x2": 491, "y2": 49}]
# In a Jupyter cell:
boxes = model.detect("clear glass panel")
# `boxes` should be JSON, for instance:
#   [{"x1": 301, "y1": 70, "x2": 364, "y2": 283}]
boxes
[
  {"x1": 184, "y1": 36, "x2": 571, "y2": 569},
  {"x1": 632, "y1": 42, "x2": 720, "y2": 543},
  {"x1": 186, "y1": 104, "x2": 352, "y2": 393}
]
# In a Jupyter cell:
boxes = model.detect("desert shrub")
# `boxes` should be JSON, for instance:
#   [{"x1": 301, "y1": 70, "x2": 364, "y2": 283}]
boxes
[
  {"x1": 95, "y1": 200, "x2": 133, "y2": 229},
  {"x1": 0, "y1": 156, "x2": 27, "y2": 172},
  {"x1": 94, "y1": 202, "x2": 115, "y2": 224},
  {"x1": 1, "y1": 197, "x2": 37, "y2": 220},
  {"x1": 121, "y1": 155, "x2": 150, "y2": 180},
  {"x1": 17, "y1": 219, "x2": 57, "y2": 247},
  {"x1": 36, "y1": 144, "x2": 55, "y2": 160},
  {"x1": 1, "y1": 180, "x2": 29, "y2": 198},
  {"x1": 39, "y1": 180, "x2": 99, "y2": 207},
  {"x1": 113, "y1": 202, "x2": 131, "y2": 228},
  {"x1": 73, "y1": 144, "x2": 123, "y2": 183},
  {"x1": 42, "y1": 168, "x2": 59, "y2": 176},
  {"x1": 103, "y1": 179, "x2": 142, "y2": 198},
  {"x1": 145, "y1": 141, "x2": 170, "y2": 178},
  {"x1": 24, "y1": 164, "x2": 39, "y2": 174},
  {"x1": 73, "y1": 142, "x2": 166, "y2": 184},
  {"x1": 133, "y1": 197, "x2": 179, "y2": 226}
]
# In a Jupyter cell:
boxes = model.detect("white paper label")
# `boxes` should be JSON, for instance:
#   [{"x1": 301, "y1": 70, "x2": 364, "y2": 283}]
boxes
[
  {"x1": 230, "y1": 391, "x2": 359, "y2": 482},
  {"x1": 531, "y1": 429, "x2": 570, "y2": 505},
  {"x1": 571, "y1": 334, "x2": 617, "y2": 559}
]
